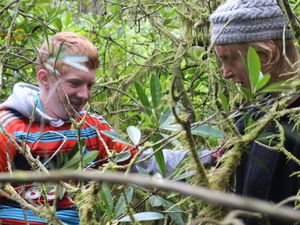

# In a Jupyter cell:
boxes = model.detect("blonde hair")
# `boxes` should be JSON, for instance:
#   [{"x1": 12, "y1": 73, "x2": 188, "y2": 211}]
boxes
[
  {"x1": 217, "y1": 39, "x2": 299, "y2": 82},
  {"x1": 36, "y1": 32, "x2": 99, "y2": 73},
  {"x1": 251, "y1": 40, "x2": 299, "y2": 80}
]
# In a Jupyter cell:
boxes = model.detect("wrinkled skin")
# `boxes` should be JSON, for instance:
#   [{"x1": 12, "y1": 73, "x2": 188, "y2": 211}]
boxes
[{"x1": 215, "y1": 45, "x2": 250, "y2": 89}]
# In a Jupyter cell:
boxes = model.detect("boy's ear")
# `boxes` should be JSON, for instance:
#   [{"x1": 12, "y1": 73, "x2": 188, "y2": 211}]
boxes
[{"x1": 37, "y1": 69, "x2": 50, "y2": 89}]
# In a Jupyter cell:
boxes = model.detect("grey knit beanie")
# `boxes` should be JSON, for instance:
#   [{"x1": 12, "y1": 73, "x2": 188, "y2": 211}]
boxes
[{"x1": 210, "y1": 0, "x2": 294, "y2": 44}]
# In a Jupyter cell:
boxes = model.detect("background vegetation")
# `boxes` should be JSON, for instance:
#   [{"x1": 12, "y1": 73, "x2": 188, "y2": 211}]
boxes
[{"x1": 1, "y1": 0, "x2": 300, "y2": 224}]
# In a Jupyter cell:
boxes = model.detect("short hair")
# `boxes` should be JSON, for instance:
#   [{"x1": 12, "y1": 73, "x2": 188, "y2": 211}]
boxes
[{"x1": 36, "y1": 32, "x2": 99, "y2": 73}]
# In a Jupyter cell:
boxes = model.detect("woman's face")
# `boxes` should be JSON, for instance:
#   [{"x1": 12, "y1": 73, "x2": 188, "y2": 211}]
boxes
[{"x1": 214, "y1": 44, "x2": 251, "y2": 89}]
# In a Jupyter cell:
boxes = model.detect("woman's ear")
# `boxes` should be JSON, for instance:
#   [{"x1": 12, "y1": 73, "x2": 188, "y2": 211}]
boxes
[{"x1": 37, "y1": 69, "x2": 50, "y2": 89}]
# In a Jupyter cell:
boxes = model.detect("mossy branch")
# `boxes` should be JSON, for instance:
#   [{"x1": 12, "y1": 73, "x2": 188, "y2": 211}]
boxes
[
  {"x1": 278, "y1": 0, "x2": 300, "y2": 46},
  {"x1": 0, "y1": 171, "x2": 300, "y2": 222}
]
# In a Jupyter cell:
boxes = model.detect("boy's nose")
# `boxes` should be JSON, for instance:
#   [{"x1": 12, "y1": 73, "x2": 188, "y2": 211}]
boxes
[{"x1": 77, "y1": 86, "x2": 90, "y2": 100}]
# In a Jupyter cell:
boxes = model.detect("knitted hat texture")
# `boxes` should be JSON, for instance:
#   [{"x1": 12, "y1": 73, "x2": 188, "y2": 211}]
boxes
[{"x1": 210, "y1": 0, "x2": 294, "y2": 44}]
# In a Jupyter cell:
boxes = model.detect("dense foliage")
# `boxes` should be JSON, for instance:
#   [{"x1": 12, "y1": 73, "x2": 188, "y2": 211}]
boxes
[{"x1": 1, "y1": 0, "x2": 300, "y2": 224}]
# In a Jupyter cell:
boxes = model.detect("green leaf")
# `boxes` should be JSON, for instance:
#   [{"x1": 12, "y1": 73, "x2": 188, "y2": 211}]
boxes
[
  {"x1": 163, "y1": 207, "x2": 184, "y2": 225},
  {"x1": 113, "y1": 151, "x2": 131, "y2": 163},
  {"x1": 154, "y1": 149, "x2": 166, "y2": 176},
  {"x1": 160, "y1": 134, "x2": 182, "y2": 147},
  {"x1": 61, "y1": 150, "x2": 98, "y2": 169},
  {"x1": 150, "y1": 74, "x2": 162, "y2": 123},
  {"x1": 48, "y1": 55, "x2": 89, "y2": 72},
  {"x1": 172, "y1": 170, "x2": 196, "y2": 181},
  {"x1": 219, "y1": 92, "x2": 229, "y2": 112},
  {"x1": 113, "y1": 187, "x2": 134, "y2": 219},
  {"x1": 82, "y1": 151, "x2": 99, "y2": 166},
  {"x1": 56, "y1": 184, "x2": 65, "y2": 200},
  {"x1": 134, "y1": 81, "x2": 152, "y2": 116},
  {"x1": 118, "y1": 212, "x2": 165, "y2": 222},
  {"x1": 149, "y1": 195, "x2": 164, "y2": 207},
  {"x1": 61, "y1": 151, "x2": 81, "y2": 169},
  {"x1": 64, "y1": 11, "x2": 72, "y2": 27},
  {"x1": 163, "y1": 19, "x2": 173, "y2": 26},
  {"x1": 61, "y1": 55, "x2": 89, "y2": 62},
  {"x1": 160, "y1": 123, "x2": 181, "y2": 131},
  {"x1": 101, "y1": 183, "x2": 114, "y2": 219},
  {"x1": 125, "y1": 186, "x2": 134, "y2": 202},
  {"x1": 38, "y1": 0, "x2": 51, "y2": 2},
  {"x1": 256, "y1": 132, "x2": 278, "y2": 146},
  {"x1": 53, "y1": 18, "x2": 62, "y2": 31},
  {"x1": 44, "y1": 63, "x2": 61, "y2": 76},
  {"x1": 54, "y1": 152, "x2": 68, "y2": 168},
  {"x1": 159, "y1": 107, "x2": 173, "y2": 128},
  {"x1": 0, "y1": 62, "x2": 3, "y2": 87},
  {"x1": 192, "y1": 46, "x2": 204, "y2": 58},
  {"x1": 255, "y1": 73, "x2": 270, "y2": 92},
  {"x1": 69, "y1": 139, "x2": 85, "y2": 159},
  {"x1": 247, "y1": 47, "x2": 261, "y2": 93},
  {"x1": 258, "y1": 80, "x2": 286, "y2": 94},
  {"x1": 237, "y1": 84, "x2": 253, "y2": 100},
  {"x1": 159, "y1": 196, "x2": 185, "y2": 225},
  {"x1": 192, "y1": 125, "x2": 224, "y2": 138},
  {"x1": 243, "y1": 113, "x2": 254, "y2": 134},
  {"x1": 101, "y1": 130, "x2": 130, "y2": 145},
  {"x1": 127, "y1": 126, "x2": 141, "y2": 145},
  {"x1": 113, "y1": 195, "x2": 126, "y2": 219},
  {"x1": 134, "y1": 165, "x2": 150, "y2": 176}
]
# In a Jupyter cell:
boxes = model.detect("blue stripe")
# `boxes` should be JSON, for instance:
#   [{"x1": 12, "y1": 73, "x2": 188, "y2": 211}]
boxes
[
  {"x1": 0, "y1": 112, "x2": 14, "y2": 124},
  {"x1": 0, "y1": 205, "x2": 79, "y2": 224},
  {"x1": 0, "y1": 109, "x2": 24, "y2": 119},
  {"x1": 14, "y1": 127, "x2": 99, "y2": 143},
  {"x1": 2, "y1": 115, "x2": 24, "y2": 128},
  {"x1": 0, "y1": 111, "x2": 24, "y2": 128},
  {"x1": 89, "y1": 114, "x2": 111, "y2": 127},
  {"x1": 0, "y1": 110, "x2": 11, "y2": 119}
]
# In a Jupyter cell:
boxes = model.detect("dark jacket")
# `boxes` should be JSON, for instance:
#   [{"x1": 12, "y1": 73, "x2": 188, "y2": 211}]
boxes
[{"x1": 236, "y1": 98, "x2": 300, "y2": 225}]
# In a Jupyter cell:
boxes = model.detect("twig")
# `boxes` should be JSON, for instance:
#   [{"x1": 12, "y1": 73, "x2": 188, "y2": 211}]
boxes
[
  {"x1": 5, "y1": 0, "x2": 21, "y2": 48},
  {"x1": 277, "y1": 0, "x2": 300, "y2": 46},
  {"x1": 0, "y1": 171, "x2": 300, "y2": 222},
  {"x1": 0, "y1": 0, "x2": 18, "y2": 15}
]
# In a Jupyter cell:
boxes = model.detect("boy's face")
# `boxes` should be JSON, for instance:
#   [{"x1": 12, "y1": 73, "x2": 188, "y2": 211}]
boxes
[
  {"x1": 215, "y1": 45, "x2": 251, "y2": 89},
  {"x1": 43, "y1": 66, "x2": 96, "y2": 120}
]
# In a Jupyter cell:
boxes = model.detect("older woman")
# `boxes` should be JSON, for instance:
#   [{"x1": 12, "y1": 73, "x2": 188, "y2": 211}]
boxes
[{"x1": 210, "y1": 0, "x2": 300, "y2": 224}]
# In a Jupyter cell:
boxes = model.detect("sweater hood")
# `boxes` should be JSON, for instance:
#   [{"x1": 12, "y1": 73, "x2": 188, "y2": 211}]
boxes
[{"x1": 0, "y1": 82, "x2": 65, "y2": 127}]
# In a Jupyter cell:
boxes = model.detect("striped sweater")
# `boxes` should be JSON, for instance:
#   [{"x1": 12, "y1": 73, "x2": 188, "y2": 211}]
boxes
[
  {"x1": 0, "y1": 83, "x2": 136, "y2": 224},
  {"x1": 0, "y1": 83, "x2": 194, "y2": 224},
  {"x1": 0, "y1": 109, "x2": 135, "y2": 173}
]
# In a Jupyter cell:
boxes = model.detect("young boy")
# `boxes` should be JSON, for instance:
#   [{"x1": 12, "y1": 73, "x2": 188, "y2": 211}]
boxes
[
  {"x1": 0, "y1": 32, "x2": 201, "y2": 224},
  {"x1": 210, "y1": 0, "x2": 300, "y2": 224},
  {"x1": 0, "y1": 32, "x2": 138, "y2": 224}
]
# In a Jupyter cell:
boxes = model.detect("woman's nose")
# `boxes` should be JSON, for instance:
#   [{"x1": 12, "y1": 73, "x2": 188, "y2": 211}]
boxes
[{"x1": 222, "y1": 64, "x2": 234, "y2": 79}]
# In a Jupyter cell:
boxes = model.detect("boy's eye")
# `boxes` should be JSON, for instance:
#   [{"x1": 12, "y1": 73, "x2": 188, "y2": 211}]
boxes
[
  {"x1": 70, "y1": 81, "x2": 80, "y2": 87},
  {"x1": 70, "y1": 82, "x2": 80, "y2": 88}
]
